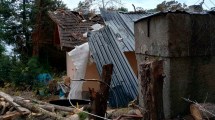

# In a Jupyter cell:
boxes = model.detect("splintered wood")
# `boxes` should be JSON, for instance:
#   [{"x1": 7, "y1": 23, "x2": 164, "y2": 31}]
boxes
[
  {"x1": 190, "y1": 103, "x2": 215, "y2": 120},
  {"x1": 0, "y1": 91, "x2": 77, "y2": 120},
  {"x1": 139, "y1": 60, "x2": 165, "y2": 120},
  {"x1": 89, "y1": 64, "x2": 113, "y2": 120}
]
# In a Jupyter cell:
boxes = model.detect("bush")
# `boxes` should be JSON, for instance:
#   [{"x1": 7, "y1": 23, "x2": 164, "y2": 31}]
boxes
[{"x1": 0, "y1": 55, "x2": 51, "y2": 90}]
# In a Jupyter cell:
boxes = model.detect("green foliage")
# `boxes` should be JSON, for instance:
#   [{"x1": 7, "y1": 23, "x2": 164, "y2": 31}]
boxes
[
  {"x1": 78, "y1": 112, "x2": 88, "y2": 120},
  {"x1": 156, "y1": 0, "x2": 188, "y2": 12},
  {"x1": 146, "y1": 0, "x2": 188, "y2": 12},
  {"x1": 0, "y1": 0, "x2": 67, "y2": 59},
  {"x1": 0, "y1": 55, "x2": 12, "y2": 82},
  {"x1": 117, "y1": 7, "x2": 128, "y2": 12},
  {"x1": 0, "y1": 54, "x2": 51, "y2": 89},
  {"x1": 0, "y1": 0, "x2": 67, "y2": 89}
]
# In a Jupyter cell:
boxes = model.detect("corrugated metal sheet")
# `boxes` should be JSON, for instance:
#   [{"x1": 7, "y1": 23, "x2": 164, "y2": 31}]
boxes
[
  {"x1": 88, "y1": 26, "x2": 138, "y2": 107},
  {"x1": 100, "y1": 9, "x2": 150, "y2": 52},
  {"x1": 119, "y1": 12, "x2": 152, "y2": 34}
]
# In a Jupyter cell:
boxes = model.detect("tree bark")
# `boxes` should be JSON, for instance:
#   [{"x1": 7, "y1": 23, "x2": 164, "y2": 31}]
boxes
[
  {"x1": 13, "y1": 98, "x2": 67, "y2": 120},
  {"x1": 89, "y1": 64, "x2": 113, "y2": 120},
  {"x1": 0, "y1": 111, "x2": 21, "y2": 120},
  {"x1": 0, "y1": 92, "x2": 30, "y2": 115},
  {"x1": 32, "y1": 99, "x2": 75, "y2": 112},
  {"x1": 139, "y1": 60, "x2": 165, "y2": 120}
]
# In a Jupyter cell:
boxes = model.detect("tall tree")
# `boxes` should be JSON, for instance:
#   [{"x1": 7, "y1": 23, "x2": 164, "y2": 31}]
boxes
[
  {"x1": 147, "y1": 0, "x2": 188, "y2": 12},
  {"x1": 156, "y1": 0, "x2": 188, "y2": 11}
]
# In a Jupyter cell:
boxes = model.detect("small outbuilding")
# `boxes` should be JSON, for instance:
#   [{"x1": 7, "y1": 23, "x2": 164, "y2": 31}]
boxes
[
  {"x1": 135, "y1": 11, "x2": 215, "y2": 118},
  {"x1": 48, "y1": 9, "x2": 103, "y2": 99}
]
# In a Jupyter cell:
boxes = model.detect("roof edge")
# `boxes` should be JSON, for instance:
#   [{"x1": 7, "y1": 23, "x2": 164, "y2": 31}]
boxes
[{"x1": 134, "y1": 10, "x2": 215, "y2": 23}]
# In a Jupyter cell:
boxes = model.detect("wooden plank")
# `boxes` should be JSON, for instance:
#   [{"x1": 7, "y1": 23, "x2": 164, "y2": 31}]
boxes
[{"x1": 89, "y1": 64, "x2": 113, "y2": 120}]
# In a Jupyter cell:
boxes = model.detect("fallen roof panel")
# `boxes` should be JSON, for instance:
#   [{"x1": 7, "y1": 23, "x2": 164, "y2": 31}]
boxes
[
  {"x1": 100, "y1": 9, "x2": 151, "y2": 52},
  {"x1": 88, "y1": 26, "x2": 138, "y2": 107}
]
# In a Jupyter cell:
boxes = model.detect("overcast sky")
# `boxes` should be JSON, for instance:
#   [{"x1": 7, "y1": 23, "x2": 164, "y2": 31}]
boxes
[{"x1": 62, "y1": 0, "x2": 215, "y2": 11}]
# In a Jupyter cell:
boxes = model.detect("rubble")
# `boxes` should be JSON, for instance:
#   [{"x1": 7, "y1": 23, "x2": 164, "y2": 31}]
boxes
[{"x1": 0, "y1": 91, "x2": 144, "y2": 120}]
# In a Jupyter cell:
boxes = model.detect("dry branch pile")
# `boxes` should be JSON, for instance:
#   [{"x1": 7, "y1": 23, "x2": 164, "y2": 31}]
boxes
[{"x1": 0, "y1": 91, "x2": 80, "y2": 120}]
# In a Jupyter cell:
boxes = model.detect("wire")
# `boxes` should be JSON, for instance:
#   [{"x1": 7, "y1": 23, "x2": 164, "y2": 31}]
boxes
[
  {"x1": 71, "y1": 79, "x2": 119, "y2": 108},
  {"x1": 68, "y1": 86, "x2": 111, "y2": 120},
  {"x1": 68, "y1": 79, "x2": 118, "y2": 120}
]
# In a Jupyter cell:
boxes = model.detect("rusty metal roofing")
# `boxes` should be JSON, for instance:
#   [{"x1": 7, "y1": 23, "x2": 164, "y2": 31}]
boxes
[
  {"x1": 88, "y1": 26, "x2": 138, "y2": 107},
  {"x1": 100, "y1": 9, "x2": 151, "y2": 52},
  {"x1": 48, "y1": 10, "x2": 103, "y2": 49}
]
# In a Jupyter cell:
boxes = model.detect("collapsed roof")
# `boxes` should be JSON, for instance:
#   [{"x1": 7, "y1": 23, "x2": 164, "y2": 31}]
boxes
[
  {"x1": 100, "y1": 8, "x2": 151, "y2": 52},
  {"x1": 48, "y1": 9, "x2": 104, "y2": 50},
  {"x1": 87, "y1": 9, "x2": 151, "y2": 107},
  {"x1": 88, "y1": 26, "x2": 138, "y2": 107}
]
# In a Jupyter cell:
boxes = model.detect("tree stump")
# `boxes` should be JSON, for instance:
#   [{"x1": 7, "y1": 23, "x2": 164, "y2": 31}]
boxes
[
  {"x1": 139, "y1": 60, "x2": 165, "y2": 120},
  {"x1": 89, "y1": 64, "x2": 113, "y2": 120}
]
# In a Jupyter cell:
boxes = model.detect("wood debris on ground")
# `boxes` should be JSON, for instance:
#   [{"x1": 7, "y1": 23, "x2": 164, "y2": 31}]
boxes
[
  {"x1": 0, "y1": 91, "x2": 144, "y2": 120},
  {"x1": 0, "y1": 91, "x2": 80, "y2": 120}
]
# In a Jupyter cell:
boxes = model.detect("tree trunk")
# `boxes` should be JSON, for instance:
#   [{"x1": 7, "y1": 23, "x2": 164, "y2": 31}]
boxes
[
  {"x1": 139, "y1": 60, "x2": 165, "y2": 120},
  {"x1": 89, "y1": 64, "x2": 113, "y2": 120},
  {"x1": 190, "y1": 103, "x2": 215, "y2": 120}
]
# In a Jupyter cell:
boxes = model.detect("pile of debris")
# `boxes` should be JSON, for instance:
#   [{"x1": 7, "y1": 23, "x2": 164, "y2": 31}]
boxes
[
  {"x1": 0, "y1": 64, "x2": 144, "y2": 120},
  {"x1": 0, "y1": 91, "x2": 143, "y2": 120},
  {"x1": 0, "y1": 91, "x2": 82, "y2": 120}
]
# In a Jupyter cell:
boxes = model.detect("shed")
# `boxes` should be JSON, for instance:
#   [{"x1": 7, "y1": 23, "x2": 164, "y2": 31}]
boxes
[
  {"x1": 48, "y1": 9, "x2": 103, "y2": 99},
  {"x1": 86, "y1": 9, "x2": 150, "y2": 107},
  {"x1": 135, "y1": 11, "x2": 215, "y2": 118}
]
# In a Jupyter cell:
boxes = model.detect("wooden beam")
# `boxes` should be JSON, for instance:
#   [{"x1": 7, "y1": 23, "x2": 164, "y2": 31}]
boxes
[
  {"x1": 89, "y1": 64, "x2": 113, "y2": 120},
  {"x1": 139, "y1": 60, "x2": 165, "y2": 120}
]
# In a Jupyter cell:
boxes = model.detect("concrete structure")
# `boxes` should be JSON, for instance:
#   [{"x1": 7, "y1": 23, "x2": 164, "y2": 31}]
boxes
[{"x1": 134, "y1": 11, "x2": 215, "y2": 118}]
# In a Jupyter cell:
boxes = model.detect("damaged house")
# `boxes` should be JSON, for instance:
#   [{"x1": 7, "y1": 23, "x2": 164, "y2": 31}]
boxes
[
  {"x1": 88, "y1": 9, "x2": 150, "y2": 107},
  {"x1": 48, "y1": 9, "x2": 150, "y2": 107},
  {"x1": 48, "y1": 10, "x2": 103, "y2": 99},
  {"x1": 135, "y1": 11, "x2": 215, "y2": 118}
]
